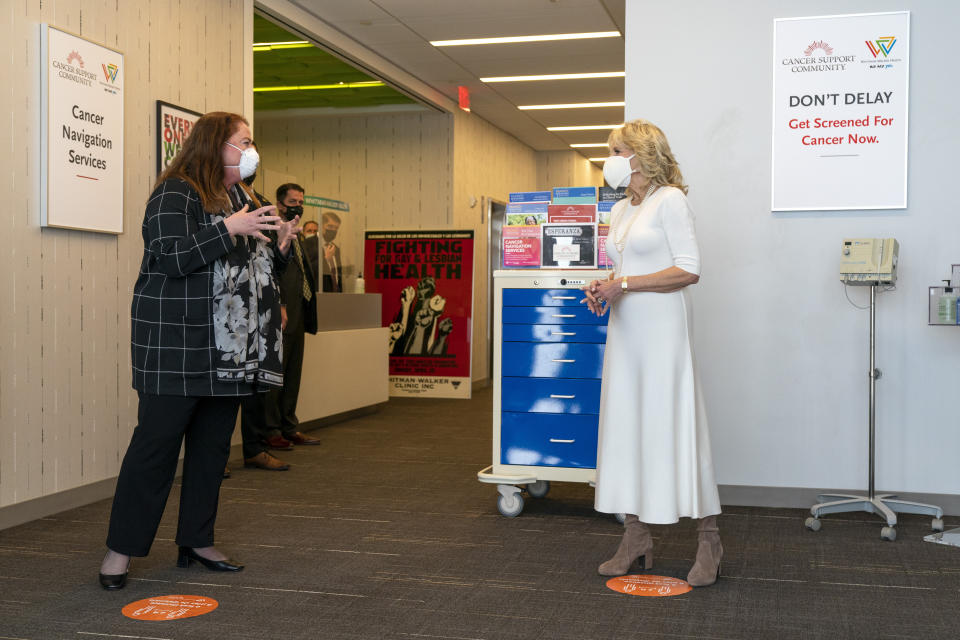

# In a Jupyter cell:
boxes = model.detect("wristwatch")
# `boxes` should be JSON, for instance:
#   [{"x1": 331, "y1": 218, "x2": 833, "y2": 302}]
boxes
[{"x1": 621, "y1": 276, "x2": 628, "y2": 293}]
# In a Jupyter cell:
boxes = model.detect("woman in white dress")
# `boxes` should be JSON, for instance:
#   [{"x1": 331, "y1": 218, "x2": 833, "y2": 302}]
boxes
[{"x1": 582, "y1": 120, "x2": 722, "y2": 587}]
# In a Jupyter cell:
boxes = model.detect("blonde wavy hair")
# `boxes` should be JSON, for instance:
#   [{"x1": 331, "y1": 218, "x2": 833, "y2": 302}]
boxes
[{"x1": 607, "y1": 119, "x2": 688, "y2": 195}]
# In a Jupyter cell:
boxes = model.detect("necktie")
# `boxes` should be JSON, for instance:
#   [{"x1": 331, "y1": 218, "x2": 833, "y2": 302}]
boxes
[{"x1": 291, "y1": 239, "x2": 313, "y2": 301}]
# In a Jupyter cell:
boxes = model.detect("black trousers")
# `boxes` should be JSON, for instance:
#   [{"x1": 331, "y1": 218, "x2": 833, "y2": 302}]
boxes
[
  {"x1": 271, "y1": 326, "x2": 305, "y2": 436},
  {"x1": 106, "y1": 392, "x2": 240, "y2": 556},
  {"x1": 240, "y1": 392, "x2": 271, "y2": 459}
]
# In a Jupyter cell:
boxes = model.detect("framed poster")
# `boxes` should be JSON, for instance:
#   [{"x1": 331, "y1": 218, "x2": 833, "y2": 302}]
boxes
[
  {"x1": 364, "y1": 230, "x2": 475, "y2": 399},
  {"x1": 156, "y1": 101, "x2": 202, "y2": 175},
  {"x1": 541, "y1": 223, "x2": 597, "y2": 269},
  {"x1": 40, "y1": 25, "x2": 124, "y2": 233},
  {"x1": 772, "y1": 12, "x2": 909, "y2": 210}
]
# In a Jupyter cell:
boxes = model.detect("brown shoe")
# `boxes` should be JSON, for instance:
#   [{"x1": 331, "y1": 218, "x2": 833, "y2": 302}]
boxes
[
  {"x1": 286, "y1": 431, "x2": 321, "y2": 445},
  {"x1": 687, "y1": 515, "x2": 723, "y2": 587},
  {"x1": 598, "y1": 515, "x2": 654, "y2": 576},
  {"x1": 243, "y1": 452, "x2": 290, "y2": 471},
  {"x1": 266, "y1": 435, "x2": 294, "y2": 450},
  {"x1": 223, "y1": 466, "x2": 231, "y2": 479}
]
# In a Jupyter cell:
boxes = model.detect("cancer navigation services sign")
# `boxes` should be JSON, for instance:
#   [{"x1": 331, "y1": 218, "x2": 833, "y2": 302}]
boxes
[
  {"x1": 772, "y1": 12, "x2": 909, "y2": 211},
  {"x1": 41, "y1": 25, "x2": 124, "y2": 233}
]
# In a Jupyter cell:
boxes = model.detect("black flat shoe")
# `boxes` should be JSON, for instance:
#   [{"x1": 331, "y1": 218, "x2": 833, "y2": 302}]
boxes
[
  {"x1": 177, "y1": 546, "x2": 244, "y2": 572},
  {"x1": 99, "y1": 571, "x2": 128, "y2": 590}
]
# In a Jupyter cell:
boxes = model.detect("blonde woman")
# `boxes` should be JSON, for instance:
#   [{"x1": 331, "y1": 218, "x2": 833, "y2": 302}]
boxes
[{"x1": 582, "y1": 119, "x2": 722, "y2": 587}]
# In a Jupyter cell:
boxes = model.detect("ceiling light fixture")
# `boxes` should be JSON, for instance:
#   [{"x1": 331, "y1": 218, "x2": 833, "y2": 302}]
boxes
[
  {"x1": 430, "y1": 31, "x2": 620, "y2": 47},
  {"x1": 588, "y1": 157, "x2": 609, "y2": 162},
  {"x1": 570, "y1": 143, "x2": 610, "y2": 148},
  {"x1": 252, "y1": 40, "x2": 313, "y2": 51},
  {"x1": 547, "y1": 124, "x2": 622, "y2": 131},
  {"x1": 254, "y1": 81, "x2": 385, "y2": 92},
  {"x1": 480, "y1": 71, "x2": 624, "y2": 83},
  {"x1": 518, "y1": 101, "x2": 625, "y2": 110}
]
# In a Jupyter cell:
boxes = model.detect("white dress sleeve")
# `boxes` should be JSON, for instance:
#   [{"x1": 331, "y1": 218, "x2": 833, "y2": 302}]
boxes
[{"x1": 660, "y1": 189, "x2": 701, "y2": 276}]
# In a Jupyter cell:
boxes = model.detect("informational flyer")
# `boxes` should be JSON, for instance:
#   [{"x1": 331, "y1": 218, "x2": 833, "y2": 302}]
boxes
[
  {"x1": 597, "y1": 202, "x2": 614, "y2": 268},
  {"x1": 364, "y1": 230, "x2": 474, "y2": 399},
  {"x1": 599, "y1": 186, "x2": 626, "y2": 202},
  {"x1": 772, "y1": 11, "x2": 909, "y2": 210},
  {"x1": 548, "y1": 204, "x2": 596, "y2": 223},
  {"x1": 541, "y1": 223, "x2": 597, "y2": 269},
  {"x1": 509, "y1": 191, "x2": 551, "y2": 203},
  {"x1": 552, "y1": 186, "x2": 597, "y2": 204},
  {"x1": 503, "y1": 203, "x2": 545, "y2": 268}
]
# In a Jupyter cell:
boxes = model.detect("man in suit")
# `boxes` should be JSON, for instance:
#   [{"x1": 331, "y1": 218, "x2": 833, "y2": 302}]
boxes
[
  {"x1": 301, "y1": 220, "x2": 321, "y2": 294},
  {"x1": 245, "y1": 183, "x2": 322, "y2": 466},
  {"x1": 320, "y1": 211, "x2": 343, "y2": 293}
]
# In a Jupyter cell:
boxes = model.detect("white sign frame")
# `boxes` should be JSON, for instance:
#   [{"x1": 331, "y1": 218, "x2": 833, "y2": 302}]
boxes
[
  {"x1": 40, "y1": 24, "x2": 124, "y2": 234},
  {"x1": 771, "y1": 12, "x2": 909, "y2": 211}
]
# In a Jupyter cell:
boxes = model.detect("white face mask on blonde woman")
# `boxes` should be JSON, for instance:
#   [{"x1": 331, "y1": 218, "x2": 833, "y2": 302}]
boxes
[{"x1": 603, "y1": 154, "x2": 636, "y2": 189}]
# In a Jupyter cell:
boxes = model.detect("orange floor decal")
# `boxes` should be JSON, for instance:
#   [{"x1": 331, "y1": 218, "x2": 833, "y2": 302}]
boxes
[
  {"x1": 122, "y1": 595, "x2": 219, "y2": 620},
  {"x1": 605, "y1": 575, "x2": 692, "y2": 597}
]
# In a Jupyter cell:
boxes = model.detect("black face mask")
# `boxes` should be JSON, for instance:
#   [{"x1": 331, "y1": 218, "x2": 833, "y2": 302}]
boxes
[
  {"x1": 322, "y1": 229, "x2": 337, "y2": 242},
  {"x1": 283, "y1": 205, "x2": 303, "y2": 220}
]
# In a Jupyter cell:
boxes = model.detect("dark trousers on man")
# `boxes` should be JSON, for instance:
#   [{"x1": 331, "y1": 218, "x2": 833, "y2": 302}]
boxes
[
  {"x1": 272, "y1": 326, "x2": 305, "y2": 435},
  {"x1": 106, "y1": 392, "x2": 240, "y2": 556}
]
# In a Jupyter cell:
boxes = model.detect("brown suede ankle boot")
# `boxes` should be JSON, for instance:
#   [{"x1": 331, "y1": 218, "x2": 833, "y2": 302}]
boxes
[
  {"x1": 598, "y1": 515, "x2": 654, "y2": 576},
  {"x1": 686, "y1": 515, "x2": 722, "y2": 587}
]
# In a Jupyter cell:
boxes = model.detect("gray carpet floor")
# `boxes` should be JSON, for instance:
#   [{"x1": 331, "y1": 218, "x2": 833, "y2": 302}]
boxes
[{"x1": 1, "y1": 387, "x2": 958, "y2": 639}]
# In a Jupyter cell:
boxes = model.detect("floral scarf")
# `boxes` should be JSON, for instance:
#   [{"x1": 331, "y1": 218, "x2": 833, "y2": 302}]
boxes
[{"x1": 212, "y1": 187, "x2": 284, "y2": 389}]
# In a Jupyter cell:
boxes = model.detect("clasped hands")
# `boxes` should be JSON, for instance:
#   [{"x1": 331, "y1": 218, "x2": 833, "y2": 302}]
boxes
[
  {"x1": 223, "y1": 204, "x2": 300, "y2": 255},
  {"x1": 581, "y1": 273, "x2": 621, "y2": 316}
]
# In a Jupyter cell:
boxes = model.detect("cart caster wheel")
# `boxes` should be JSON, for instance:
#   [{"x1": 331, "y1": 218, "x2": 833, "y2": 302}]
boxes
[
  {"x1": 880, "y1": 526, "x2": 897, "y2": 541},
  {"x1": 932, "y1": 518, "x2": 945, "y2": 533},
  {"x1": 805, "y1": 517, "x2": 821, "y2": 532},
  {"x1": 526, "y1": 480, "x2": 550, "y2": 499},
  {"x1": 615, "y1": 513, "x2": 626, "y2": 524},
  {"x1": 497, "y1": 492, "x2": 524, "y2": 517}
]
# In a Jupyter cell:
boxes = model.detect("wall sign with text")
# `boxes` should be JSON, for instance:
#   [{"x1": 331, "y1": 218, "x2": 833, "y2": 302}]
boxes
[
  {"x1": 156, "y1": 101, "x2": 201, "y2": 176},
  {"x1": 40, "y1": 25, "x2": 124, "y2": 233},
  {"x1": 772, "y1": 12, "x2": 909, "y2": 211}
]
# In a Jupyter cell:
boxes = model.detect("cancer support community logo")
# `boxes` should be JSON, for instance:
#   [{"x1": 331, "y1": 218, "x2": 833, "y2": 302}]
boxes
[
  {"x1": 66, "y1": 50, "x2": 84, "y2": 67},
  {"x1": 804, "y1": 40, "x2": 833, "y2": 56},
  {"x1": 865, "y1": 37, "x2": 896, "y2": 58},
  {"x1": 102, "y1": 63, "x2": 119, "y2": 82}
]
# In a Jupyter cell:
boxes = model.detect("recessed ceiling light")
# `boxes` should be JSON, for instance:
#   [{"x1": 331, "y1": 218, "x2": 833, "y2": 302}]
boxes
[
  {"x1": 252, "y1": 40, "x2": 313, "y2": 51},
  {"x1": 254, "y1": 81, "x2": 385, "y2": 92},
  {"x1": 480, "y1": 72, "x2": 624, "y2": 83},
  {"x1": 430, "y1": 31, "x2": 620, "y2": 47},
  {"x1": 518, "y1": 101, "x2": 625, "y2": 110},
  {"x1": 570, "y1": 143, "x2": 610, "y2": 148},
  {"x1": 547, "y1": 124, "x2": 622, "y2": 131},
  {"x1": 588, "y1": 157, "x2": 609, "y2": 162}
]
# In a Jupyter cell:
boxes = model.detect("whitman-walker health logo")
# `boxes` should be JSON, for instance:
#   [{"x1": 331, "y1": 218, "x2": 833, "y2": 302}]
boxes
[
  {"x1": 865, "y1": 37, "x2": 896, "y2": 58},
  {"x1": 102, "y1": 63, "x2": 119, "y2": 82}
]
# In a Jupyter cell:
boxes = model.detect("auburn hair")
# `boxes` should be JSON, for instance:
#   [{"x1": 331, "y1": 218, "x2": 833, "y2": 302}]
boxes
[
  {"x1": 607, "y1": 119, "x2": 688, "y2": 195},
  {"x1": 154, "y1": 111, "x2": 257, "y2": 212}
]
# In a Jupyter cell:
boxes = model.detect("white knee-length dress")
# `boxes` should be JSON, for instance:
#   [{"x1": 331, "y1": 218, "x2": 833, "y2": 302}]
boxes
[{"x1": 593, "y1": 186, "x2": 721, "y2": 524}]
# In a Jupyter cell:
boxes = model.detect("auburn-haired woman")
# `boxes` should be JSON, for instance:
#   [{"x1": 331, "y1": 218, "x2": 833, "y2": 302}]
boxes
[
  {"x1": 583, "y1": 119, "x2": 722, "y2": 587},
  {"x1": 98, "y1": 112, "x2": 300, "y2": 589}
]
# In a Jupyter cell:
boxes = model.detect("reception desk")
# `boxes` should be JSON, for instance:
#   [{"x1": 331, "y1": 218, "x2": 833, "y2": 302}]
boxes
[{"x1": 298, "y1": 293, "x2": 389, "y2": 425}]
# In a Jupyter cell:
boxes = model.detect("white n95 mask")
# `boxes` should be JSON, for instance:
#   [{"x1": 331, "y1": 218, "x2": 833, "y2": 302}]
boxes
[
  {"x1": 603, "y1": 154, "x2": 636, "y2": 189},
  {"x1": 224, "y1": 143, "x2": 260, "y2": 179}
]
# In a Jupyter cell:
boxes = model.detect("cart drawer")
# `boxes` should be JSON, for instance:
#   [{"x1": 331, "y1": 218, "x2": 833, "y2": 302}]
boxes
[
  {"x1": 502, "y1": 342, "x2": 604, "y2": 379},
  {"x1": 500, "y1": 412, "x2": 598, "y2": 468},
  {"x1": 503, "y1": 289, "x2": 591, "y2": 307},
  {"x1": 501, "y1": 377, "x2": 601, "y2": 414},
  {"x1": 502, "y1": 323, "x2": 607, "y2": 343},
  {"x1": 502, "y1": 306, "x2": 606, "y2": 325}
]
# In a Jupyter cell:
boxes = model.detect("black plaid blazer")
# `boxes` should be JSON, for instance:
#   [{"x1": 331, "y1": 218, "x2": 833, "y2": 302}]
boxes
[{"x1": 131, "y1": 179, "x2": 280, "y2": 396}]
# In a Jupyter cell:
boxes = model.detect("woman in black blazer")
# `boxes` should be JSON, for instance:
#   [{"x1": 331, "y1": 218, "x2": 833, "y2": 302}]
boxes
[{"x1": 98, "y1": 112, "x2": 301, "y2": 589}]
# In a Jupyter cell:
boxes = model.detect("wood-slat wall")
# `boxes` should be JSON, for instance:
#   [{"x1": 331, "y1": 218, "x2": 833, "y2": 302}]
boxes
[{"x1": 1, "y1": 0, "x2": 251, "y2": 510}]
